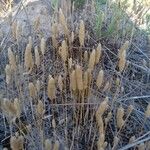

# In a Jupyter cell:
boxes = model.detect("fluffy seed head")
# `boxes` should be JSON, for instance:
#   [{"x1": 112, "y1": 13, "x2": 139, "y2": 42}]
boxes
[
  {"x1": 5, "y1": 64, "x2": 11, "y2": 84},
  {"x1": 70, "y1": 70, "x2": 77, "y2": 91},
  {"x1": 96, "y1": 97, "x2": 108, "y2": 116},
  {"x1": 116, "y1": 106, "x2": 125, "y2": 129},
  {"x1": 75, "y1": 65, "x2": 83, "y2": 91},
  {"x1": 58, "y1": 75, "x2": 63, "y2": 91},
  {"x1": 3, "y1": 98, "x2": 17, "y2": 117},
  {"x1": 28, "y1": 82, "x2": 37, "y2": 99},
  {"x1": 13, "y1": 98, "x2": 21, "y2": 118},
  {"x1": 47, "y1": 75, "x2": 56, "y2": 100},
  {"x1": 10, "y1": 134, "x2": 24, "y2": 150},
  {"x1": 36, "y1": 80, "x2": 40, "y2": 93},
  {"x1": 8, "y1": 47, "x2": 16, "y2": 71},
  {"x1": 34, "y1": 46, "x2": 40, "y2": 67},
  {"x1": 119, "y1": 41, "x2": 129, "y2": 57},
  {"x1": 24, "y1": 43, "x2": 33, "y2": 72},
  {"x1": 61, "y1": 40, "x2": 68, "y2": 62},
  {"x1": 118, "y1": 49, "x2": 126, "y2": 72},
  {"x1": 36, "y1": 100, "x2": 44, "y2": 117},
  {"x1": 88, "y1": 49, "x2": 96, "y2": 70},
  {"x1": 96, "y1": 70, "x2": 104, "y2": 89},
  {"x1": 95, "y1": 43, "x2": 102, "y2": 64},
  {"x1": 79, "y1": 20, "x2": 85, "y2": 46},
  {"x1": 59, "y1": 8, "x2": 69, "y2": 36},
  {"x1": 40, "y1": 37, "x2": 46, "y2": 55},
  {"x1": 71, "y1": 31, "x2": 74, "y2": 43}
]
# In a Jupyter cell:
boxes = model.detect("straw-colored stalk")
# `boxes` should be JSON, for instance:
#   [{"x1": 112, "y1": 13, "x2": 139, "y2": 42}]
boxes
[
  {"x1": 116, "y1": 106, "x2": 125, "y2": 129},
  {"x1": 70, "y1": 70, "x2": 77, "y2": 91},
  {"x1": 75, "y1": 65, "x2": 83, "y2": 91},
  {"x1": 83, "y1": 71, "x2": 88, "y2": 90},
  {"x1": 96, "y1": 70, "x2": 104, "y2": 89},
  {"x1": 24, "y1": 43, "x2": 33, "y2": 72},
  {"x1": 88, "y1": 49, "x2": 96, "y2": 70},
  {"x1": 34, "y1": 46, "x2": 40, "y2": 67},
  {"x1": 79, "y1": 20, "x2": 85, "y2": 46},
  {"x1": 95, "y1": 43, "x2": 102, "y2": 64},
  {"x1": 40, "y1": 37, "x2": 46, "y2": 56},
  {"x1": 47, "y1": 75, "x2": 56, "y2": 100},
  {"x1": 8, "y1": 47, "x2": 17, "y2": 71}
]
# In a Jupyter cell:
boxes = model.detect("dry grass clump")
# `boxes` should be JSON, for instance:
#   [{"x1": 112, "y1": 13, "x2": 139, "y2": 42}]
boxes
[{"x1": 0, "y1": 0, "x2": 150, "y2": 150}]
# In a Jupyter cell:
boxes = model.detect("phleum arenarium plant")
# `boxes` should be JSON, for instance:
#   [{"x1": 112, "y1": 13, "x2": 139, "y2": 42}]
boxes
[{"x1": 0, "y1": 0, "x2": 150, "y2": 150}]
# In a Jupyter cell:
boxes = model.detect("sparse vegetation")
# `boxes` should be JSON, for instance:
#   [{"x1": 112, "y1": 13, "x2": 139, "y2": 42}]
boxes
[{"x1": 0, "y1": 0, "x2": 150, "y2": 150}]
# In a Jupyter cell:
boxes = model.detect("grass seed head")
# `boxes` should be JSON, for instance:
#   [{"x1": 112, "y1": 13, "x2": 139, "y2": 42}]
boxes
[
  {"x1": 75, "y1": 64, "x2": 83, "y2": 91},
  {"x1": 70, "y1": 70, "x2": 77, "y2": 91},
  {"x1": 116, "y1": 106, "x2": 125, "y2": 129},
  {"x1": 58, "y1": 75, "x2": 63, "y2": 91},
  {"x1": 95, "y1": 43, "x2": 102, "y2": 64},
  {"x1": 24, "y1": 43, "x2": 33, "y2": 72},
  {"x1": 47, "y1": 75, "x2": 56, "y2": 100},
  {"x1": 88, "y1": 49, "x2": 96, "y2": 70},
  {"x1": 13, "y1": 98, "x2": 21, "y2": 118},
  {"x1": 118, "y1": 49, "x2": 126, "y2": 72},
  {"x1": 96, "y1": 70, "x2": 104, "y2": 89},
  {"x1": 40, "y1": 37, "x2": 46, "y2": 55},
  {"x1": 5, "y1": 64, "x2": 11, "y2": 84},
  {"x1": 36, "y1": 80, "x2": 41, "y2": 93},
  {"x1": 36, "y1": 100, "x2": 44, "y2": 116},
  {"x1": 34, "y1": 46, "x2": 40, "y2": 67},
  {"x1": 79, "y1": 20, "x2": 85, "y2": 46},
  {"x1": 28, "y1": 82, "x2": 37, "y2": 99},
  {"x1": 61, "y1": 40, "x2": 68, "y2": 62},
  {"x1": 96, "y1": 97, "x2": 108, "y2": 116},
  {"x1": 8, "y1": 47, "x2": 16, "y2": 71},
  {"x1": 10, "y1": 134, "x2": 24, "y2": 150}
]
